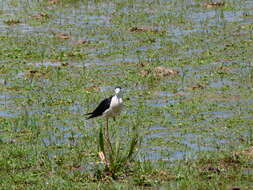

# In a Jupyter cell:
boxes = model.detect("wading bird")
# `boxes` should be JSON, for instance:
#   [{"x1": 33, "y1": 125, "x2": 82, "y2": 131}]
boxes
[
  {"x1": 85, "y1": 86, "x2": 123, "y2": 151},
  {"x1": 85, "y1": 86, "x2": 123, "y2": 120}
]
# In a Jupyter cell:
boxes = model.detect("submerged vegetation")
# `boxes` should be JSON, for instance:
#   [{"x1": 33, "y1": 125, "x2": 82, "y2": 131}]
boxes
[{"x1": 0, "y1": 0, "x2": 253, "y2": 189}]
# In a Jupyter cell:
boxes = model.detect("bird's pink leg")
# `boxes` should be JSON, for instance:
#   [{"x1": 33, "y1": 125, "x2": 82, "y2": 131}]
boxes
[{"x1": 105, "y1": 118, "x2": 113, "y2": 156}]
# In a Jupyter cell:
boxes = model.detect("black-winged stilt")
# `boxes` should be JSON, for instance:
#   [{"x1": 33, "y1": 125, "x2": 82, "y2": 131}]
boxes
[
  {"x1": 85, "y1": 86, "x2": 123, "y2": 120},
  {"x1": 85, "y1": 86, "x2": 123, "y2": 154}
]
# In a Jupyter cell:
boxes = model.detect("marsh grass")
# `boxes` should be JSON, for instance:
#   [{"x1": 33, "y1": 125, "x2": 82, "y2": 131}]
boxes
[
  {"x1": 0, "y1": 0, "x2": 253, "y2": 189},
  {"x1": 95, "y1": 122, "x2": 140, "y2": 179}
]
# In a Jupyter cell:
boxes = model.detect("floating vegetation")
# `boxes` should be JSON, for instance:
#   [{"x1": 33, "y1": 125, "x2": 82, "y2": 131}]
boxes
[
  {"x1": 203, "y1": 2, "x2": 225, "y2": 9},
  {"x1": 55, "y1": 32, "x2": 71, "y2": 40},
  {"x1": 32, "y1": 12, "x2": 50, "y2": 20},
  {"x1": 4, "y1": 19, "x2": 21, "y2": 25},
  {"x1": 140, "y1": 66, "x2": 178, "y2": 77}
]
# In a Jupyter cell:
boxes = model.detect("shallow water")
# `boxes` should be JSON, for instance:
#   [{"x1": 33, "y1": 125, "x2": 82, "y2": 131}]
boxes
[{"x1": 1, "y1": 0, "x2": 252, "y2": 161}]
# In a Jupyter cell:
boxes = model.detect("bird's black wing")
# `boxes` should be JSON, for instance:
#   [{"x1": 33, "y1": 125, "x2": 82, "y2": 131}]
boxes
[{"x1": 85, "y1": 96, "x2": 113, "y2": 119}]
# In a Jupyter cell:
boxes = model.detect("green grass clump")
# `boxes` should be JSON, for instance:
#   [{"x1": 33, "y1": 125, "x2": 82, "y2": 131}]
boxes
[{"x1": 96, "y1": 125, "x2": 140, "y2": 179}]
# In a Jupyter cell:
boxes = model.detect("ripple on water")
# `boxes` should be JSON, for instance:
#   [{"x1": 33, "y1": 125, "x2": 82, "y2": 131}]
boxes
[
  {"x1": 146, "y1": 91, "x2": 177, "y2": 107},
  {"x1": 26, "y1": 62, "x2": 62, "y2": 67},
  {"x1": 42, "y1": 125, "x2": 83, "y2": 147},
  {"x1": 209, "y1": 80, "x2": 239, "y2": 89},
  {"x1": 0, "y1": 94, "x2": 19, "y2": 118},
  {"x1": 143, "y1": 128, "x2": 234, "y2": 161},
  {"x1": 0, "y1": 110, "x2": 18, "y2": 118}
]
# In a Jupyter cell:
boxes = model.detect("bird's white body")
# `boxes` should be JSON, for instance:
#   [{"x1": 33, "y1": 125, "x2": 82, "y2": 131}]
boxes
[
  {"x1": 103, "y1": 93, "x2": 123, "y2": 118},
  {"x1": 86, "y1": 86, "x2": 123, "y2": 120}
]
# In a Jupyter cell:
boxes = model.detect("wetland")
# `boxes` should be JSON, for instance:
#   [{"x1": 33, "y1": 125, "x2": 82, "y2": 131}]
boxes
[{"x1": 0, "y1": 0, "x2": 253, "y2": 189}]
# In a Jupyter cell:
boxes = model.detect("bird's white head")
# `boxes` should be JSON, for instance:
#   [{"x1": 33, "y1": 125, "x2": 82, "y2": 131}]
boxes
[{"x1": 114, "y1": 86, "x2": 122, "y2": 95}]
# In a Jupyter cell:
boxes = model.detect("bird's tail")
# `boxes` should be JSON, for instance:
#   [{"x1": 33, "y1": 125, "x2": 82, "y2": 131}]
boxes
[{"x1": 84, "y1": 112, "x2": 94, "y2": 119}]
